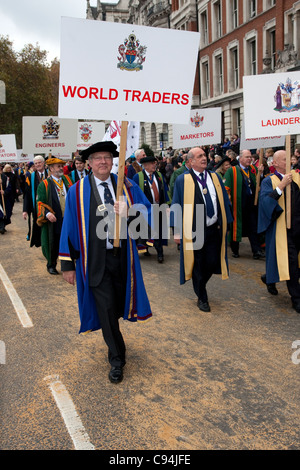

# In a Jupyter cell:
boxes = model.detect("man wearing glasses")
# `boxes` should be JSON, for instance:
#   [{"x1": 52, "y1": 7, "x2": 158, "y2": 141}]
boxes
[{"x1": 59, "y1": 141, "x2": 152, "y2": 384}]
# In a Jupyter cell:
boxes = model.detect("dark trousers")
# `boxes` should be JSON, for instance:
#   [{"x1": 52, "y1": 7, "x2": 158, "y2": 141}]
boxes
[
  {"x1": 47, "y1": 231, "x2": 60, "y2": 269},
  {"x1": 231, "y1": 206, "x2": 261, "y2": 255},
  {"x1": 286, "y1": 230, "x2": 300, "y2": 304},
  {"x1": 91, "y1": 250, "x2": 126, "y2": 368},
  {"x1": 192, "y1": 223, "x2": 221, "y2": 302}
]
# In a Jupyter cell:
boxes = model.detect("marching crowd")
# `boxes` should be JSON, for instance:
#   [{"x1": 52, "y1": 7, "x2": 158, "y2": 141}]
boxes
[{"x1": 0, "y1": 136, "x2": 299, "y2": 383}]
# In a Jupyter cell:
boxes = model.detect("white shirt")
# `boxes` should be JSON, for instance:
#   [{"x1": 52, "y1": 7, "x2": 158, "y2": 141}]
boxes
[
  {"x1": 93, "y1": 175, "x2": 115, "y2": 249},
  {"x1": 93, "y1": 174, "x2": 115, "y2": 204},
  {"x1": 192, "y1": 169, "x2": 218, "y2": 226},
  {"x1": 275, "y1": 172, "x2": 285, "y2": 195},
  {"x1": 77, "y1": 169, "x2": 86, "y2": 179}
]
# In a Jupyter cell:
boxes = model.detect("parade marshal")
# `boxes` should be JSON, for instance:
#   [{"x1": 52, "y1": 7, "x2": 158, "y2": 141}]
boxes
[{"x1": 58, "y1": 141, "x2": 152, "y2": 384}]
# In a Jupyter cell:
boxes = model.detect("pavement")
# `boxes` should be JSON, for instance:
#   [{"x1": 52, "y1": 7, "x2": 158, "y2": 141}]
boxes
[{"x1": 1, "y1": 201, "x2": 300, "y2": 450}]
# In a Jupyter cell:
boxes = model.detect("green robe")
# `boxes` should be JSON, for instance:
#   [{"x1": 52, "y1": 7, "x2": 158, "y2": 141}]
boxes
[
  {"x1": 36, "y1": 175, "x2": 73, "y2": 265},
  {"x1": 223, "y1": 164, "x2": 257, "y2": 243}
]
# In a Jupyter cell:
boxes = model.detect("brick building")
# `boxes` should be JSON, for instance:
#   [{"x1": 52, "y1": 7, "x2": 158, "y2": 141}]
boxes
[{"x1": 86, "y1": 0, "x2": 300, "y2": 151}]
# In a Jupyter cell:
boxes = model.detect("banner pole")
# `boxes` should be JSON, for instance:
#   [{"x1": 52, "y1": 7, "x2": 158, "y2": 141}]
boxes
[
  {"x1": 254, "y1": 147, "x2": 264, "y2": 206},
  {"x1": 0, "y1": 175, "x2": 6, "y2": 218},
  {"x1": 114, "y1": 120, "x2": 128, "y2": 253},
  {"x1": 285, "y1": 135, "x2": 291, "y2": 229}
]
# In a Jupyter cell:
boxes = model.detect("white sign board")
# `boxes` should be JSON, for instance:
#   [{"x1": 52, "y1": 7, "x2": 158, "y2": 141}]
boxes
[
  {"x1": 240, "y1": 124, "x2": 285, "y2": 151},
  {"x1": 59, "y1": 17, "x2": 200, "y2": 124},
  {"x1": 77, "y1": 121, "x2": 105, "y2": 150},
  {"x1": 22, "y1": 116, "x2": 78, "y2": 154},
  {"x1": 0, "y1": 135, "x2": 17, "y2": 163},
  {"x1": 172, "y1": 108, "x2": 221, "y2": 148},
  {"x1": 243, "y1": 72, "x2": 300, "y2": 138},
  {"x1": 17, "y1": 150, "x2": 34, "y2": 163}
]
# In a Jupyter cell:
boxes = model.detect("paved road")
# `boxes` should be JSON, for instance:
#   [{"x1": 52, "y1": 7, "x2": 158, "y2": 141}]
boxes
[{"x1": 1, "y1": 201, "x2": 300, "y2": 450}]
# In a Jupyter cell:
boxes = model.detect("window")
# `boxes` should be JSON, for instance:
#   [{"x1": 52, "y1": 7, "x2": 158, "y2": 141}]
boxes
[
  {"x1": 200, "y1": 10, "x2": 208, "y2": 46},
  {"x1": 250, "y1": 39, "x2": 257, "y2": 74},
  {"x1": 228, "y1": 42, "x2": 239, "y2": 91},
  {"x1": 226, "y1": 0, "x2": 238, "y2": 32},
  {"x1": 250, "y1": 0, "x2": 256, "y2": 18},
  {"x1": 270, "y1": 29, "x2": 276, "y2": 70},
  {"x1": 244, "y1": 30, "x2": 257, "y2": 75},
  {"x1": 212, "y1": 1, "x2": 222, "y2": 40},
  {"x1": 233, "y1": 0, "x2": 238, "y2": 29},
  {"x1": 232, "y1": 48, "x2": 239, "y2": 89},
  {"x1": 214, "y1": 54, "x2": 223, "y2": 94},
  {"x1": 201, "y1": 59, "x2": 210, "y2": 100}
]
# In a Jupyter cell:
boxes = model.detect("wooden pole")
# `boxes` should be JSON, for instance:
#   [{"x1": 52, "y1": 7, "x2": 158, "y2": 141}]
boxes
[
  {"x1": 285, "y1": 135, "x2": 291, "y2": 229},
  {"x1": 254, "y1": 147, "x2": 264, "y2": 206},
  {"x1": 0, "y1": 175, "x2": 6, "y2": 217},
  {"x1": 114, "y1": 120, "x2": 128, "y2": 250}
]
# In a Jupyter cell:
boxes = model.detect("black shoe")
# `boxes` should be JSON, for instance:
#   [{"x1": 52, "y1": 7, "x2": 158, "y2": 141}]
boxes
[
  {"x1": 253, "y1": 251, "x2": 265, "y2": 260},
  {"x1": 292, "y1": 302, "x2": 300, "y2": 314},
  {"x1": 267, "y1": 284, "x2": 278, "y2": 295},
  {"x1": 232, "y1": 253, "x2": 239, "y2": 258},
  {"x1": 0, "y1": 229, "x2": 5, "y2": 234},
  {"x1": 158, "y1": 256, "x2": 164, "y2": 263},
  {"x1": 261, "y1": 274, "x2": 278, "y2": 295},
  {"x1": 144, "y1": 251, "x2": 151, "y2": 257},
  {"x1": 109, "y1": 366, "x2": 123, "y2": 384},
  {"x1": 47, "y1": 267, "x2": 59, "y2": 275},
  {"x1": 197, "y1": 299, "x2": 211, "y2": 312}
]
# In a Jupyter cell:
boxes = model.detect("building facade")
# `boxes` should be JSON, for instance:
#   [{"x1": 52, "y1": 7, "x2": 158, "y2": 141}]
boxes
[{"x1": 86, "y1": 0, "x2": 300, "y2": 152}]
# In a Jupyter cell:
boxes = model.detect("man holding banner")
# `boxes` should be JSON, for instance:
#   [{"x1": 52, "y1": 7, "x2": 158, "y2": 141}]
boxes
[
  {"x1": 258, "y1": 150, "x2": 300, "y2": 313},
  {"x1": 59, "y1": 141, "x2": 152, "y2": 384}
]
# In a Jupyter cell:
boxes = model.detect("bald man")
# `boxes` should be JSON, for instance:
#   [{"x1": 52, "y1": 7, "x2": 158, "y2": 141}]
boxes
[{"x1": 258, "y1": 150, "x2": 300, "y2": 313}]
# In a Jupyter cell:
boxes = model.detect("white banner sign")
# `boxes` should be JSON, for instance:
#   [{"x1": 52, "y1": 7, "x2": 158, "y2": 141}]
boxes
[
  {"x1": 243, "y1": 72, "x2": 300, "y2": 138},
  {"x1": 240, "y1": 124, "x2": 285, "y2": 151},
  {"x1": 59, "y1": 17, "x2": 200, "y2": 124},
  {"x1": 0, "y1": 135, "x2": 18, "y2": 163},
  {"x1": 22, "y1": 116, "x2": 78, "y2": 154},
  {"x1": 17, "y1": 150, "x2": 34, "y2": 163},
  {"x1": 172, "y1": 108, "x2": 221, "y2": 148},
  {"x1": 102, "y1": 121, "x2": 140, "y2": 174},
  {"x1": 77, "y1": 121, "x2": 105, "y2": 150}
]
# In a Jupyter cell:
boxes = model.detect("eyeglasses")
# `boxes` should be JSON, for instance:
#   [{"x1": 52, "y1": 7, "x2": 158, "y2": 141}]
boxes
[{"x1": 91, "y1": 156, "x2": 112, "y2": 162}]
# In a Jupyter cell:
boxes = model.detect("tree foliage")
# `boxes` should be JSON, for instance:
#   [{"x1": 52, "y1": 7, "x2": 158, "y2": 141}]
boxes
[{"x1": 0, "y1": 36, "x2": 59, "y2": 148}]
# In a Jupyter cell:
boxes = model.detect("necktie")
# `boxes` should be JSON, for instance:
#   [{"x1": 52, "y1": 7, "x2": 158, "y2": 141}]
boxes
[
  {"x1": 56, "y1": 178, "x2": 65, "y2": 216},
  {"x1": 150, "y1": 176, "x2": 159, "y2": 203},
  {"x1": 200, "y1": 173, "x2": 214, "y2": 218},
  {"x1": 80, "y1": 172, "x2": 84, "y2": 179},
  {"x1": 101, "y1": 182, "x2": 115, "y2": 244}
]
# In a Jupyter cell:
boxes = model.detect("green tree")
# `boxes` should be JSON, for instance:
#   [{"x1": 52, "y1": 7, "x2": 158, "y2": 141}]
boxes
[
  {"x1": 0, "y1": 36, "x2": 59, "y2": 148},
  {"x1": 141, "y1": 143, "x2": 154, "y2": 157}
]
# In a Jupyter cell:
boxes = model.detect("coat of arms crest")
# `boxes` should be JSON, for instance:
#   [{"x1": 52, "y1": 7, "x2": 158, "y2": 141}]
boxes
[
  {"x1": 79, "y1": 123, "x2": 93, "y2": 142},
  {"x1": 274, "y1": 77, "x2": 300, "y2": 113},
  {"x1": 117, "y1": 33, "x2": 147, "y2": 71},
  {"x1": 190, "y1": 112, "x2": 204, "y2": 127},
  {"x1": 42, "y1": 118, "x2": 60, "y2": 139}
]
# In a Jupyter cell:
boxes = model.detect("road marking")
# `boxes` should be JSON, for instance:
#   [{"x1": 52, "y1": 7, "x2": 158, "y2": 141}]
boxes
[
  {"x1": 0, "y1": 262, "x2": 33, "y2": 328},
  {"x1": 44, "y1": 375, "x2": 95, "y2": 450},
  {"x1": 0, "y1": 340, "x2": 5, "y2": 364}
]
